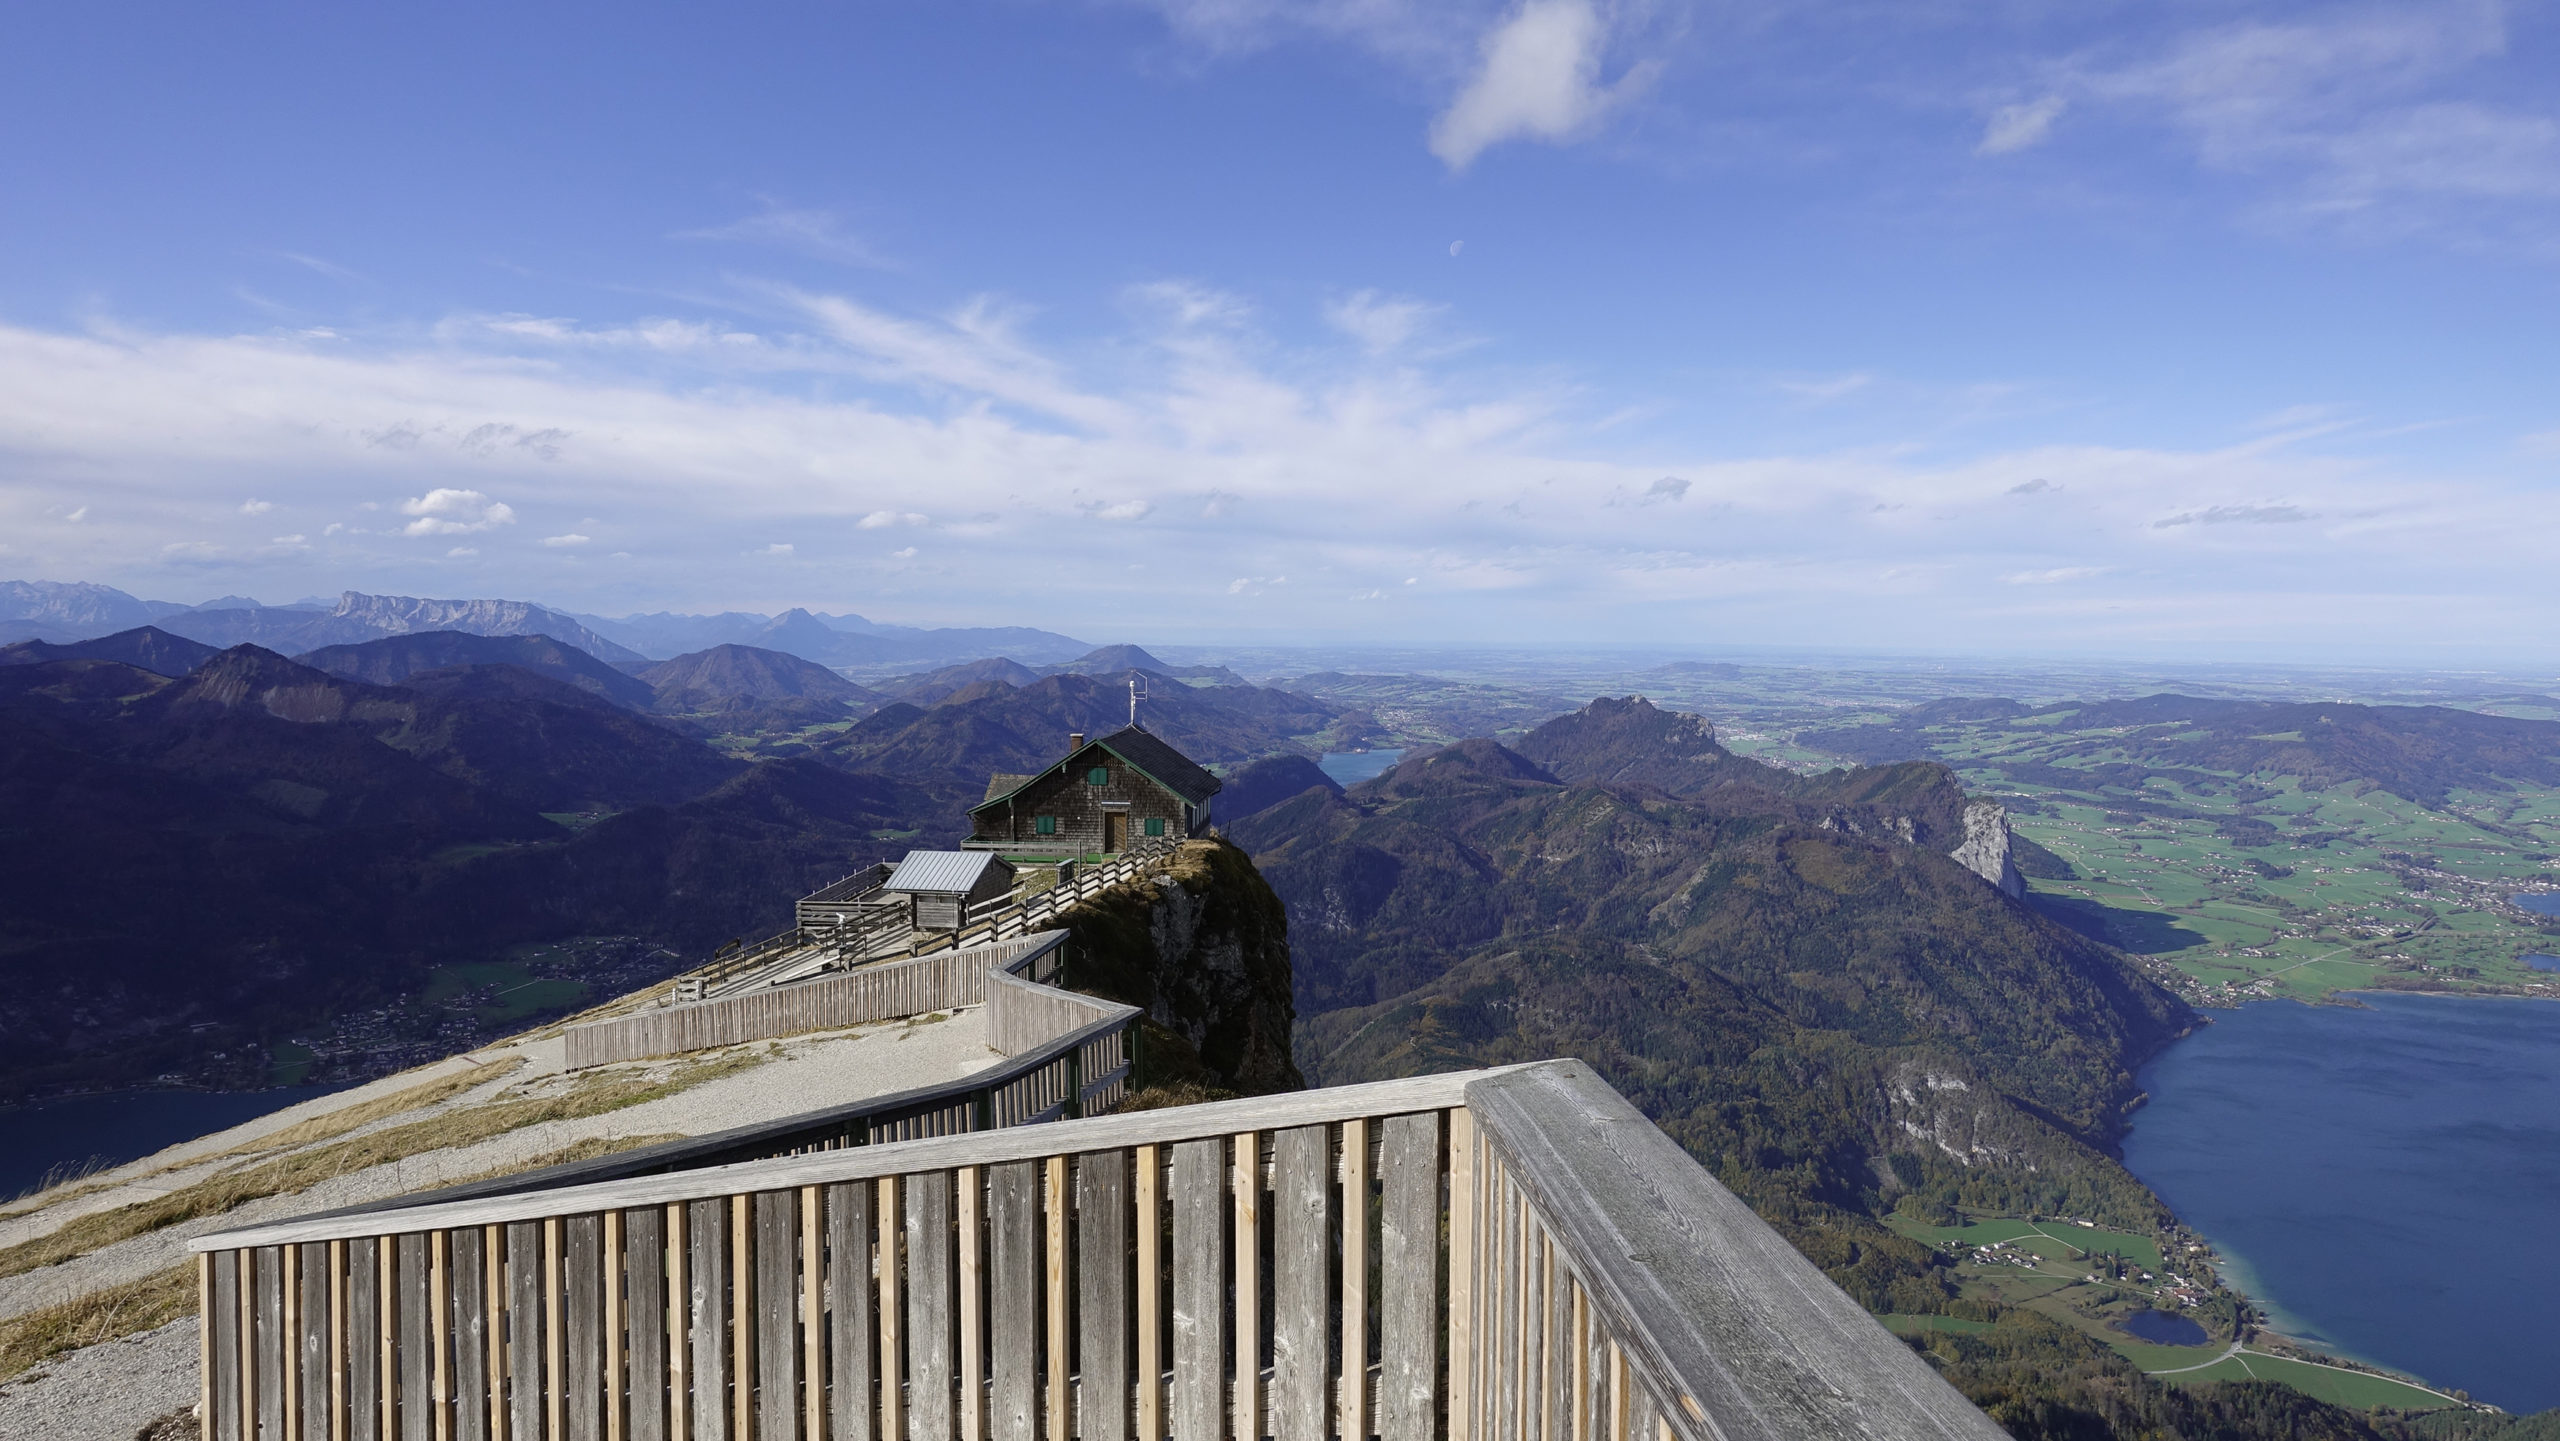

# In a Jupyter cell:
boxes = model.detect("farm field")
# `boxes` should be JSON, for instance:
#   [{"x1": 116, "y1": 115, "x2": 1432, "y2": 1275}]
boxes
[
  {"x1": 2159, "y1": 1350, "x2": 2456, "y2": 1410},
  {"x1": 1779, "y1": 705, "x2": 2560, "y2": 1006}
]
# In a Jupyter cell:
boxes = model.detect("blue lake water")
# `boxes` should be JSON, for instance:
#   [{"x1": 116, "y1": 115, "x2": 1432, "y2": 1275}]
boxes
[
  {"x1": 1319, "y1": 749, "x2": 1407, "y2": 786},
  {"x1": 2123, "y1": 994, "x2": 2560, "y2": 1411},
  {"x1": 2528, "y1": 955, "x2": 2560, "y2": 973},
  {"x1": 2514, "y1": 892, "x2": 2560, "y2": 917},
  {"x1": 0, "y1": 1085, "x2": 346, "y2": 1200},
  {"x1": 2117, "y1": 1309, "x2": 2210, "y2": 1346}
]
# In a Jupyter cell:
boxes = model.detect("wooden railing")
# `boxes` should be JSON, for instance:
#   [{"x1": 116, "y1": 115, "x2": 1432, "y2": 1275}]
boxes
[
  {"x1": 565, "y1": 933, "x2": 1078, "y2": 1071},
  {"x1": 910, "y1": 841, "x2": 1184, "y2": 959},
  {"x1": 190, "y1": 1061, "x2": 2002, "y2": 1441}
]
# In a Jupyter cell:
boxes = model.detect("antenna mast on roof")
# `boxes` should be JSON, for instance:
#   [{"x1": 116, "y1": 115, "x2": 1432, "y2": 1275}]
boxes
[{"x1": 1129, "y1": 675, "x2": 1148, "y2": 730}]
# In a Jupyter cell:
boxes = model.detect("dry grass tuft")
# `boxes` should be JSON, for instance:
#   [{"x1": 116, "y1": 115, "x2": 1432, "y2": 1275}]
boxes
[
  {"x1": 0, "y1": 1050, "x2": 770, "y2": 1280},
  {"x1": 0, "y1": 1262, "x2": 193, "y2": 1382},
  {"x1": 203, "y1": 1056, "x2": 528, "y2": 1163}
]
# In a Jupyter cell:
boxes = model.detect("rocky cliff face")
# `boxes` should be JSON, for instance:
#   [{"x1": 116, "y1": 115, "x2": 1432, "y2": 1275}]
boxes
[
  {"x1": 1056, "y1": 839, "x2": 1302, "y2": 1097},
  {"x1": 1950, "y1": 800, "x2": 2026, "y2": 899}
]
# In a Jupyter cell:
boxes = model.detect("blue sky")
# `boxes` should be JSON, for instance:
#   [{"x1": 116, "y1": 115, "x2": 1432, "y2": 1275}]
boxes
[{"x1": 3, "y1": 0, "x2": 2557, "y2": 658}]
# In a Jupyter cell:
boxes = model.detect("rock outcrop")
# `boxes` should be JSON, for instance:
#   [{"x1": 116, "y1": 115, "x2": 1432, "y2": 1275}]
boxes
[
  {"x1": 1057, "y1": 839, "x2": 1302, "y2": 1097},
  {"x1": 1950, "y1": 800, "x2": 2026, "y2": 899}
]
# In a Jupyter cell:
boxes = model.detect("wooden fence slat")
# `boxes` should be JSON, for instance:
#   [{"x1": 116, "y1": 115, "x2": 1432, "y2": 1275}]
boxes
[
  {"x1": 804, "y1": 1188, "x2": 827, "y2": 1441},
  {"x1": 398, "y1": 1235, "x2": 432, "y2": 1441},
  {"x1": 346, "y1": 1239, "x2": 381, "y2": 1441},
  {"x1": 1074, "y1": 1151, "x2": 1128, "y2": 1441},
  {"x1": 758, "y1": 1191, "x2": 803, "y2": 1441},
  {"x1": 568, "y1": 1215, "x2": 605, "y2": 1441},
  {"x1": 1168, "y1": 1140, "x2": 1223, "y2": 1441},
  {"x1": 986, "y1": 1161, "x2": 1037, "y2": 1441},
  {"x1": 877, "y1": 1180, "x2": 903, "y2": 1441},
  {"x1": 733, "y1": 1196, "x2": 753, "y2": 1441},
  {"x1": 1231, "y1": 1135, "x2": 1260, "y2": 1441},
  {"x1": 507, "y1": 1223, "x2": 543, "y2": 1441},
  {"x1": 627, "y1": 1208, "x2": 669, "y2": 1441},
  {"x1": 1446, "y1": 1111, "x2": 1475, "y2": 1441},
  {"x1": 1134, "y1": 1147, "x2": 1162, "y2": 1441},
  {"x1": 257, "y1": 1246, "x2": 287, "y2": 1441},
  {"x1": 1377, "y1": 1113, "x2": 1440, "y2": 1441},
  {"x1": 827, "y1": 1183, "x2": 876, "y2": 1441},
  {"x1": 689, "y1": 1199, "x2": 732, "y2": 1441},
  {"x1": 1339, "y1": 1119, "x2": 1370, "y2": 1441},
  {"x1": 452, "y1": 1229, "x2": 488, "y2": 1441},
  {"x1": 299, "y1": 1241, "x2": 333, "y2": 1441},
  {"x1": 1043, "y1": 1158, "x2": 1067, "y2": 1441},
  {"x1": 959, "y1": 1168, "x2": 985, "y2": 1441},
  {"x1": 212, "y1": 1251, "x2": 242, "y2": 1441},
  {"x1": 907, "y1": 1174, "x2": 956, "y2": 1441},
  {"x1": 1271, "y1": 1126, "x2": 1329, "y2": 1441}
]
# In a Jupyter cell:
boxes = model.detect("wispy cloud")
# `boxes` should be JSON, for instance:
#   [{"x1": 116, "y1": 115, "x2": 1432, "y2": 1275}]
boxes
[
  {"x1": 1979, "y1": 96, "x2": 2066, "y2": 156},
  {"x1": 677, "y1": 203, "x2": 890, "y2": 268},
  {"x1": 2152, "y1": 503, "x2": 2318, "y2": 528}
]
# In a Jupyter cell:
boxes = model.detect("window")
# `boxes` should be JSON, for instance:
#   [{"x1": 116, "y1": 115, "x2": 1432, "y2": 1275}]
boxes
[
  {"x1": 1086, "y1": 766, "x2": 1110, "y2": 786},
  {"x1": 1144, "y1": 817, "x2": 1166, "y2": 837},
  {"x1": 1034, "y1": 815, "x2": 1057, "y2": 835}
]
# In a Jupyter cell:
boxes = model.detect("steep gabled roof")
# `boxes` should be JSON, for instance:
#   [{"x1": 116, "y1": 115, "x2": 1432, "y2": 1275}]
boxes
[
  {"x1": 970, "y1": 725, "x2": 1224, "y2": 813},
  {"x1": 1094, "y1": 725, "x2": 1221, "y2": 804}
]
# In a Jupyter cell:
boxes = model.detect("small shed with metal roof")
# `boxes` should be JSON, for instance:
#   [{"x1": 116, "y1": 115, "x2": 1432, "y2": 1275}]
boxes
[
  {"x1": 883, "y1": 850, "x2": 1016, "y2": 930},
  {"x1": 967, "y1": 724, "x2": 1223, "y2": 857}
]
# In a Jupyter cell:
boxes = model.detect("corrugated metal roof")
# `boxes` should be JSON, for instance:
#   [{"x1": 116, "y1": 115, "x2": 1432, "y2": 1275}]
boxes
[{"x1": 885, "y1": 850, "x2": 1009, "y2": 895}]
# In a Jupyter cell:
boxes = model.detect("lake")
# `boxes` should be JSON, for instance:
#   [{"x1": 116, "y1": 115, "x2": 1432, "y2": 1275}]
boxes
[
  {"x1": 2123, "y1": 993, "x2": 2560, "y2": 1411},
  {"x1": 2514, "y1": 892, "x2": 2560, "y2": 917},
  {"x1": 1319, "y1": 749, "x2": 1407, "y2": 786},
  {"x1": 0, "y1": 1085, "x2": 346, "y2": 1201}
]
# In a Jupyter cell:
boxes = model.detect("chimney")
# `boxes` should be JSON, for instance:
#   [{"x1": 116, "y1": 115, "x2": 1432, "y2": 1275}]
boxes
[{"x1": 1069, "y1": 732, "x2": 1086, "y2": 752}]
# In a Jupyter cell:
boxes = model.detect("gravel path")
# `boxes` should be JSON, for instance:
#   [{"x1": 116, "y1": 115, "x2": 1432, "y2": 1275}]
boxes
[
  {"x1": 0, "y1": 1010, "x2": 996, "y2": 1327},
  {"x1": 0, "y1": 1316, "x2": 197, "y2": 1441}
]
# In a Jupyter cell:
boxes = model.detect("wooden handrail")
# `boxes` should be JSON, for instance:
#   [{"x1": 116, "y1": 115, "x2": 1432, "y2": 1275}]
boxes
[{"x1": 190, "y1": 1061, "x2": 2004, "y2": 1441}]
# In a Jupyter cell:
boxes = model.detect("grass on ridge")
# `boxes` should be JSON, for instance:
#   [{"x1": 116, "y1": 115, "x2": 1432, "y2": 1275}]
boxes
[
  {"x1": 0, "y1": 1051, "x2": 768, "y2": 1282},
  {"x1": 0, "y1": 1263, "x2": 193, "y2": 1382}
]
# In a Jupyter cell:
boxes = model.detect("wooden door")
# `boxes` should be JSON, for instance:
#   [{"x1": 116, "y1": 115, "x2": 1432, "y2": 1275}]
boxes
[{"x1": 1104, "y1": 812, "x2": 1127, "y2": 852}]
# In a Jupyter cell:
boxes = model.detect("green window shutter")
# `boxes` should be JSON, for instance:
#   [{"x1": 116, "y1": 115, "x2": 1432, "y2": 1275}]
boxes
[
  {"x1": 1144, "y1": 817, "x2": 1165, "y2": 837},
  {"x1": 1035, "y1": 815, "x2": 1056, "y2": 835},
  {"x1": 1087, "y1": 766, "x2": 1110, "y2": 786}
]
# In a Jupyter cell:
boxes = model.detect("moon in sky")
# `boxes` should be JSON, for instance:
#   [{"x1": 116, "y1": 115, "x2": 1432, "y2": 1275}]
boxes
[{"x1": 1449, "y1": 240, "x2": 1464, "y2": 257}]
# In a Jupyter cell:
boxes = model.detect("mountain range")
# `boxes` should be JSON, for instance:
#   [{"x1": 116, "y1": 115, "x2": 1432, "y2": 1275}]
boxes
[{"x1": 0, "y1": 579, "x2": 1090, "y2": 668}]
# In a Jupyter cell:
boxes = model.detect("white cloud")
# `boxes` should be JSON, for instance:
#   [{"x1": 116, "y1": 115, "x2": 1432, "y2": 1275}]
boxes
[
  {"x1": 1979, "y1": 96, "x2": 2066, "y2": 156},
  {"x1": 542, "y1": 533, "x2": 591, "y2": 547},
  {"x1": 892, "y1": 546, "x2": 919, "y2": 559},
  {"x1": 271, "y1": 534, "x2": 306, "y2": 545},
  {"x1": 1429, "y1": 0, "x2": 1649, "y2": 170},
  {"x1": 761, "y1": 542, "x2": 795, "y2": 555},
  {"x1": 446, "y1": 546, "x2": 479, "y2": 558},
  {"x1": 239, "y1": 498, "x2": 276, "y2": 516},
  {"x1": 1326, "y1": 291, "x2": 1443, "y2": 353},
  {"x1": 63, "y1": 506, "x2": 87, "y2": 523},
  {"x1": 0, "y1": 292, "x2": 2546, "y2": 655},
  {"x1": 2004, "y1": 566, "x2": 2105, "y2": 584},
  {"x1": 400, "y1": 488, "x2": 517, "y2": 537}
]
